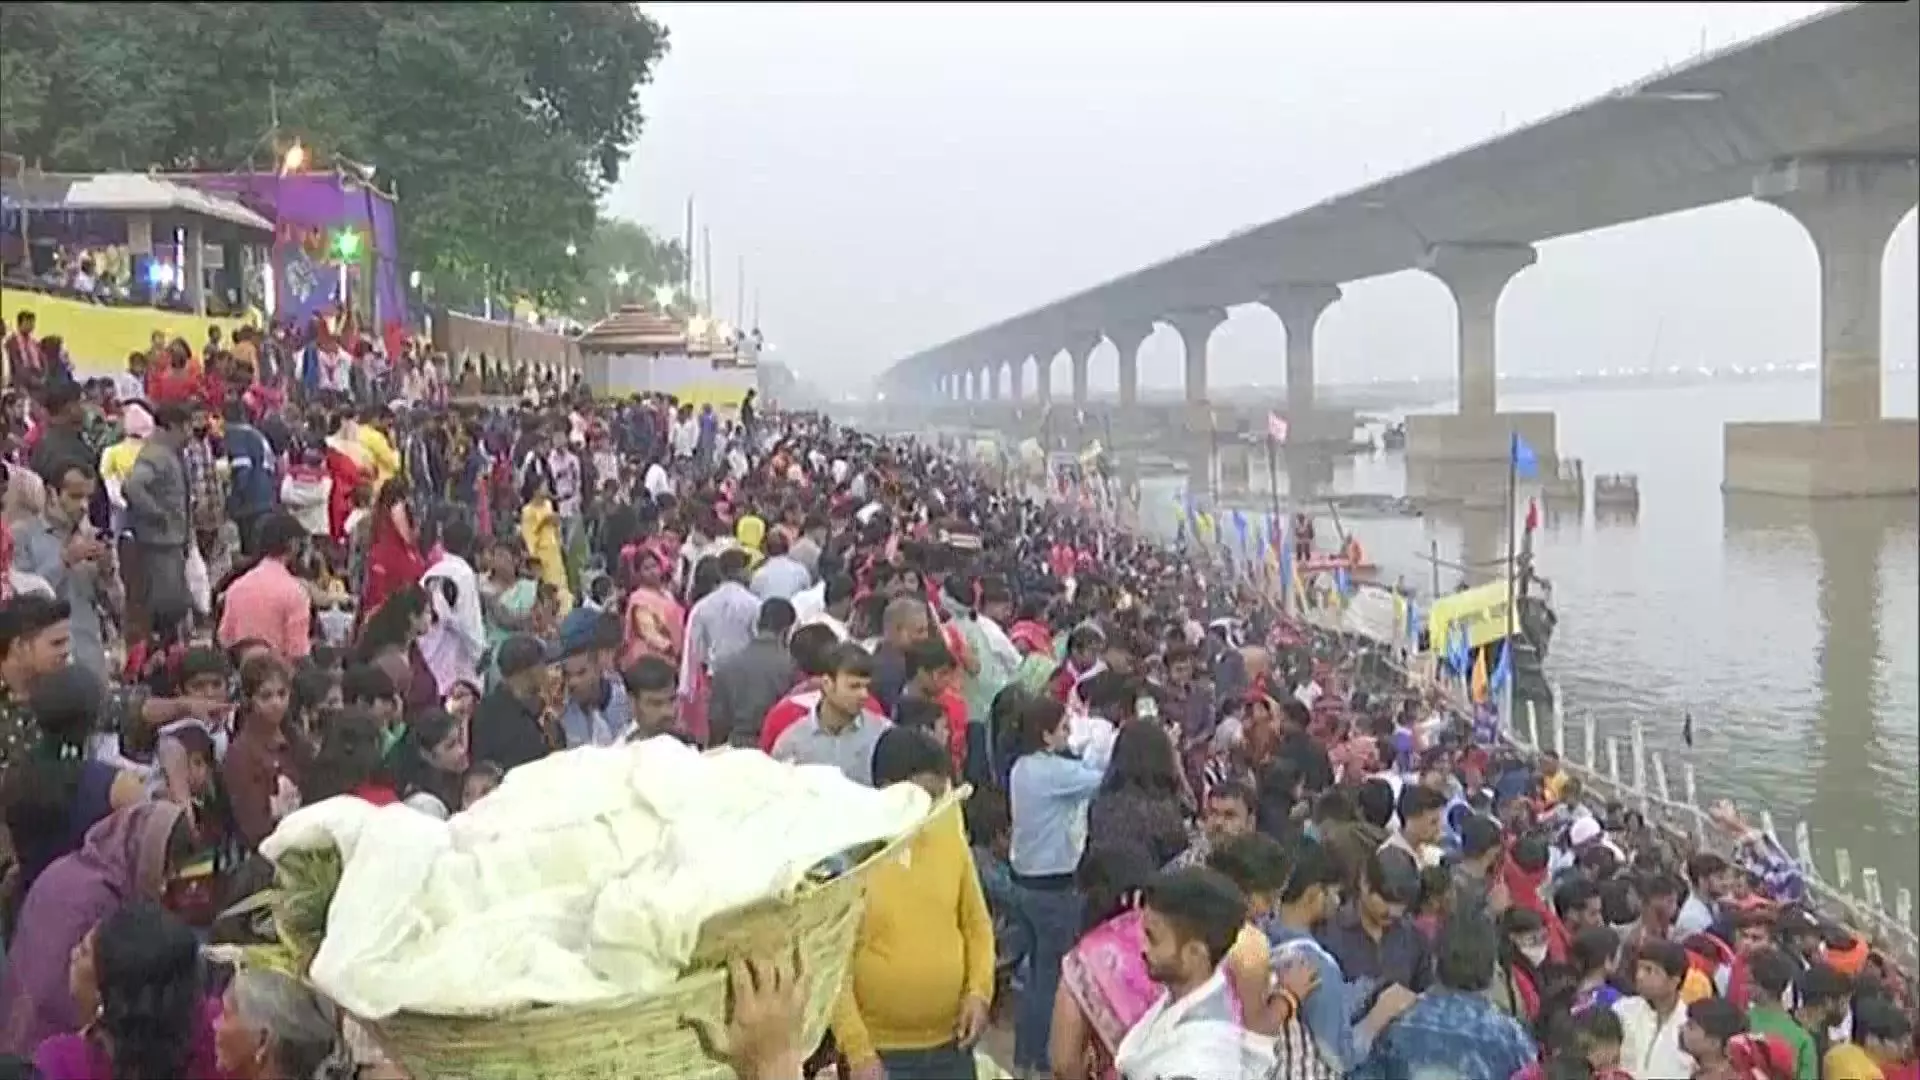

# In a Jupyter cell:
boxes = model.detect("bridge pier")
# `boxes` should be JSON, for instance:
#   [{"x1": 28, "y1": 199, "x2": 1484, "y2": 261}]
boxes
[
  {"x1": 1726, "y1": 156, "x2": 1919, "y2": 498},
  {"x1": 1261, "y1": 283, "x2": 1346, "y2": 444},
  {"x1": 1068, "y1": 336, "x2": 1095, "y2": 412},
  {"x1": 1408, "y1": 242, "x2": 1557, "y2": 463},
  {"x1": 1109, "y1": 321, "x2": 1152, "y2": 420},
  {"x1": 1032, "y1": 348, "x2": 1055, "y2": 407}
]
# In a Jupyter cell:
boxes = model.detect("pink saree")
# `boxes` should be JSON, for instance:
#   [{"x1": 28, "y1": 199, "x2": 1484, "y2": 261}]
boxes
[
  {"x1": 622, "y1": 586, "x2": 685, "y2": 668},
  {"x1": 1059, "y1": 910, "x2": 1161, "y2": 1080},
  {"x1": 1062, "y1": 910, "x2": 1252, "y2": 1080}
]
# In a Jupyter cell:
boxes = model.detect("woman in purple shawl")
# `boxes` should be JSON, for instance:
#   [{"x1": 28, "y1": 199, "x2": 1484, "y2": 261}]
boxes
[{"x1": 0, "y1": 802, "x2": 189, "y2": 1056}]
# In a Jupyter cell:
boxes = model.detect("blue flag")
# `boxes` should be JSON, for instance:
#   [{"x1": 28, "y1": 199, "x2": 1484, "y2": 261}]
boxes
[
  {"x1": 1231, "y1": 510, "x2": 1249, "y2": 553},
  {"x1": 1278, "y1": 514, "x2": 1293, "y2": 609},
  {"x1": 1333, "y1": 565, "x2": 1352, "y2": 597},
  {"x1": 1510, "y1": 432, "x2": 1538, "y2": 480},
  {"x1": 1448, "y1": 622, "x2": 1471, "y2": 675},
  {"x1": 1491, "y1": 639, "x2": 1513, "y2": 690}
]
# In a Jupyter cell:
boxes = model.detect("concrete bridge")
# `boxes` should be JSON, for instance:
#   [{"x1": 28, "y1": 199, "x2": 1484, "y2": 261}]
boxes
[{"x1": 875, "y1": 2, "x2": 1920, "y2": 498}]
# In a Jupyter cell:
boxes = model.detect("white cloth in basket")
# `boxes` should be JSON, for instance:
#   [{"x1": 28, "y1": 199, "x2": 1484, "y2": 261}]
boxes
[{"x1": 261, "y1": 737, "x2": 932, "y2": 1019}]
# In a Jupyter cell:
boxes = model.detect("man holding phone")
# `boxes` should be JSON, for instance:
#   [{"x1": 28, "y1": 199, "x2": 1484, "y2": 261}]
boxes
[{"x1": 11, "y1": 459, "x2": 114, "y2": 679}]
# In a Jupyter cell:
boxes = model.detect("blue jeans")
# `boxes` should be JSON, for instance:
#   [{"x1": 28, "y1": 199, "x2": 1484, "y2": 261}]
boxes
[
  {"x1": 1011, "y1": 884, "x2": 1082, "y2": 1074},
  {"x1": 879, "y1": 1042, "x2": 976, "y2": 1080}
]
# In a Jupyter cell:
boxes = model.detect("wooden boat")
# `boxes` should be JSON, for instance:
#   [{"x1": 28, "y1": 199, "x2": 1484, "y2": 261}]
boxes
[{"x1": 1594, "y1": 473, "x2": 1641, "y2": 509}]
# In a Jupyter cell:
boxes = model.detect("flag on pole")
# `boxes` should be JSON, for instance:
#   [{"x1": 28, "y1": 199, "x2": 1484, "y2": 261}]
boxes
[
  {"x1": 1491, "y1": 639, "x2": 1513, "y2": 691},
  {"x1": 1267, "y1": 412, "x2": 1290, "y2": 443},
  {"x1": 1470, "y1": 647, "x2": 1490, "y2": 703},
  {"x1": 1278, "y1": 513, "x2": 1294, "y2": 610},
  {"x1": 1510, "y1": 432, "x2": 1539, "y2": 480}
]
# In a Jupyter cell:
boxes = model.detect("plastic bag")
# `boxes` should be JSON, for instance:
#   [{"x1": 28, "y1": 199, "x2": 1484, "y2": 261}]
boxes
[{"x1": 186, "y1": 540, "x2": 211, "y2": 616}]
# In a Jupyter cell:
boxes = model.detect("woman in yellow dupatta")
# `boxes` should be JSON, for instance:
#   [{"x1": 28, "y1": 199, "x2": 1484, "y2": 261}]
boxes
[{"x1": 734, "y1": 513, "x2": 768, "y2": 568}]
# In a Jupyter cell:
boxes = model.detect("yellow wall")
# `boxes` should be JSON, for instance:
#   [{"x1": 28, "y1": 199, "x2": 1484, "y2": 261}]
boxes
[{"x1": 0, "y1": 288, "x2": 255, "y2": 378}]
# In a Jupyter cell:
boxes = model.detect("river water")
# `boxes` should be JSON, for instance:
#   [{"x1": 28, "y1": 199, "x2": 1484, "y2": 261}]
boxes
[{"x1": 1128, "y1": 374, "x2": 1919, "y2": 914}]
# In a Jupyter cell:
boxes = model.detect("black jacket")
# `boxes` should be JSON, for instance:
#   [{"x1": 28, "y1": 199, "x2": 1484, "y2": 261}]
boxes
[{"x1": 469, "y1": 683, "x2": 550, "y2": 775}]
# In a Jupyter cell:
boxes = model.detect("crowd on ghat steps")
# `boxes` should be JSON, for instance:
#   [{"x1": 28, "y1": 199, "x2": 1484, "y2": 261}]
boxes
[{"x1": 0, "y1": 301, "x2": 1909, "y2": 1080}]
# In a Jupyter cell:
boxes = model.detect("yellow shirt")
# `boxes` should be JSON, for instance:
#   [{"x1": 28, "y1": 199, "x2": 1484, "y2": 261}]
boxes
[
  {"x1": 830, "y1": 806, "x2": 995, "y2": 1064},
  {"x1": 356, "y1": 424, "x2": 401, "y2": 489},
  {"x1": 100, "y1": 437, "x2": 143, "y2": 492},
  {"x1": 1824, "y1": 1042, "x2": 1886, "y2": 1080}
]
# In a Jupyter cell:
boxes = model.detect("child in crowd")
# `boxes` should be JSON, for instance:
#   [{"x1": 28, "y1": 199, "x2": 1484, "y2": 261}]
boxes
[
  {"x1": 462, "y1": 762, "x2": 504, "y2": 808},
  {"x1": 152, "y1": 647, "x2": 236, "y2": 805}
]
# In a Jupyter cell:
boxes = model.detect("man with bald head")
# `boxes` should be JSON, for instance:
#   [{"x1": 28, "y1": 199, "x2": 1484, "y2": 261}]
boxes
[{"x1": 870, "y1": 595, "x2": 933, "y2": 714}]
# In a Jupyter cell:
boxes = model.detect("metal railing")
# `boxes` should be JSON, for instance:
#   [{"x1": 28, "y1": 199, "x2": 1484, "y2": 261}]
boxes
[{"x1": 1505, "y1": 681, "x2": 1918, "y2": 972}]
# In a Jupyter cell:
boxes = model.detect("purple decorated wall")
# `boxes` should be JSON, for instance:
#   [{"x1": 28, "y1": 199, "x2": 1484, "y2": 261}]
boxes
[{"x1": 170, "y1": 172, "x2": 406, "y2": 332}]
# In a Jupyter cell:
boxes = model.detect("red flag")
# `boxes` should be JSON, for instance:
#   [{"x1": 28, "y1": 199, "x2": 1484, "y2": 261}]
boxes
[{"x1": 1524, "y1": 497, "x2": 1541, "y2": 533}]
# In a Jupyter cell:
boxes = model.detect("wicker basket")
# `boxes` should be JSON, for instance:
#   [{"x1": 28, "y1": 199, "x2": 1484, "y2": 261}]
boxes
[{"x1": 352, "y1": 786, "x2": 970, "y2": 1080}]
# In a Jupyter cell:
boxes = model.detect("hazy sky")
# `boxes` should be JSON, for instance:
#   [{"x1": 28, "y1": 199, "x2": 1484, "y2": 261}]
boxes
[{"x1": 612, "y1": 2, "x2": 1918, "y2": 395}]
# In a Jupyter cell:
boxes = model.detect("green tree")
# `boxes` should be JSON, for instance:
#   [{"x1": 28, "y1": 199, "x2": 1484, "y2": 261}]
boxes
[
  {"x1": 0, "y1": 2, "x2": 669, "y2": 311},
  {"x1": 569, "y1": 217, "x2": 688, "y2": 321}
]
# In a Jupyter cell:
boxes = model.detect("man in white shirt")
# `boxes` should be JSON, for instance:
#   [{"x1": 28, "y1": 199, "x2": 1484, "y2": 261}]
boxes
[
  {"x1": 418, "y1": 518, "x2": 486, "y2": 695},
  {"x1": 794, "y1": 572, "x2": 854, "y2": 641},
  {"x1": 643, "y1": 460, "x2": 673, "y2": 500},
  {"x1": 1114, "y1": 869, "x2": 1274, "y2": 1080},
  {"x1": 1613, "y1": 940, "x2": 1695, "y2": 1080},
  {"x1": 671, "y1": 405, "x2": 700, "y2": 460},
  {"x1": 1069, "y1": 669, "x2": 1133, "y2": 773}
]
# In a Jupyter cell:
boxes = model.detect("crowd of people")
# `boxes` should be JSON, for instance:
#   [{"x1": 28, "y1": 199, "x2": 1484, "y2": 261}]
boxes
[{"x1": 0, "y1": 305, "x2": 1911, "y2": 1080}]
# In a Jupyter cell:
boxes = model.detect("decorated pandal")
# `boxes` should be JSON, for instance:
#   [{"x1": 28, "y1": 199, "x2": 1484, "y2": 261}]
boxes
[{"x1": 575, "y1": 304, "x2": 760, "y2": 410}]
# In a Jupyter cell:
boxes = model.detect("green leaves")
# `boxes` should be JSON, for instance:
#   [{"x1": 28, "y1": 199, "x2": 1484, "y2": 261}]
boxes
[{"x1": 0, "y1": 2, "x2": 669, "y2": 309}]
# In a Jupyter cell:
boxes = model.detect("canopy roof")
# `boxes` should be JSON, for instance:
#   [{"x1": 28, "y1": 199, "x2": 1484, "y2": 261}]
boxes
[{"x1": 0, "y1": 171, "x2": 273, "y2": 232}]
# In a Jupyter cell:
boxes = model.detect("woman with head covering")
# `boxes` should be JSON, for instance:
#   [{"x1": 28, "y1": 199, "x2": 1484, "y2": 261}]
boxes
[
  {"x1": 31, "y1": 901, "x2": 218, "y2": 1080},
  {"x1": 620, "y1": 547, "x2": 685, "y2": 668},
  {"x1": 0, "y1": 802, "x2": 192, "y2": 1055},
  {"x1": 0, "y1": 465, "x2": 52, "y2": 602},
  {"x1": 733, "y1": 513, "x2": 767, "y2": 568},
  {"x1": 214, "y1": 967, "x2": 353, "y2": 1080}
]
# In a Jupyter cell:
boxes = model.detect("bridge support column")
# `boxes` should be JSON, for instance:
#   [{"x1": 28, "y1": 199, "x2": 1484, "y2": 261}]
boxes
[
  {"x1": 1166, "y1": 307, "x2": 1226, "y2": 407},
  {"x1": 1409, "y1": 242, "x2": 1556, "y2": 463},
  {"x1": 1068, "y1": 337, "x2": 1095, "y2": 411},
  {"x1": 1165, "y1": 307, "x2": 1227, "y2": 497},
  {"x1": 1107, "y1": 321, "x2": 1153, "y2": 480},
  {"x1": 1108, "y1": 321, "x2": 1152, "y2": 418},
  {"x1": 1032, "y1": 349, "x2": 1055, "y2": 408},
  {"x1": 985, "y1": 364, "x2": 1001, "y2": 402},
  {"x1": 1725, "y1": 156, "x2": 1919, "y2": 498},
  {"x1": 1260, "y1": 284, "x2": 1341, "y2": 444},
  {"x1": 1007, "y1": 358, "x2": 1025, "y2": 403}
]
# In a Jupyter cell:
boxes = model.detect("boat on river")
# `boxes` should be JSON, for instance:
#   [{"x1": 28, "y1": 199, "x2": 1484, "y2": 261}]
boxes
[{"x1": 1594, "y1": 473, "x2": 1641, "y2": 510}]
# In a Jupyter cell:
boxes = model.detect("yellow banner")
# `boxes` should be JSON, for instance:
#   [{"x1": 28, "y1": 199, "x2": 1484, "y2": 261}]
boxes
[
  {"x1": 0, "y1": 289, "x2": 255, "y2": 378},
  {"x1": 1426, "y1": 579, "x2": 1515, "y2": 650}
]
